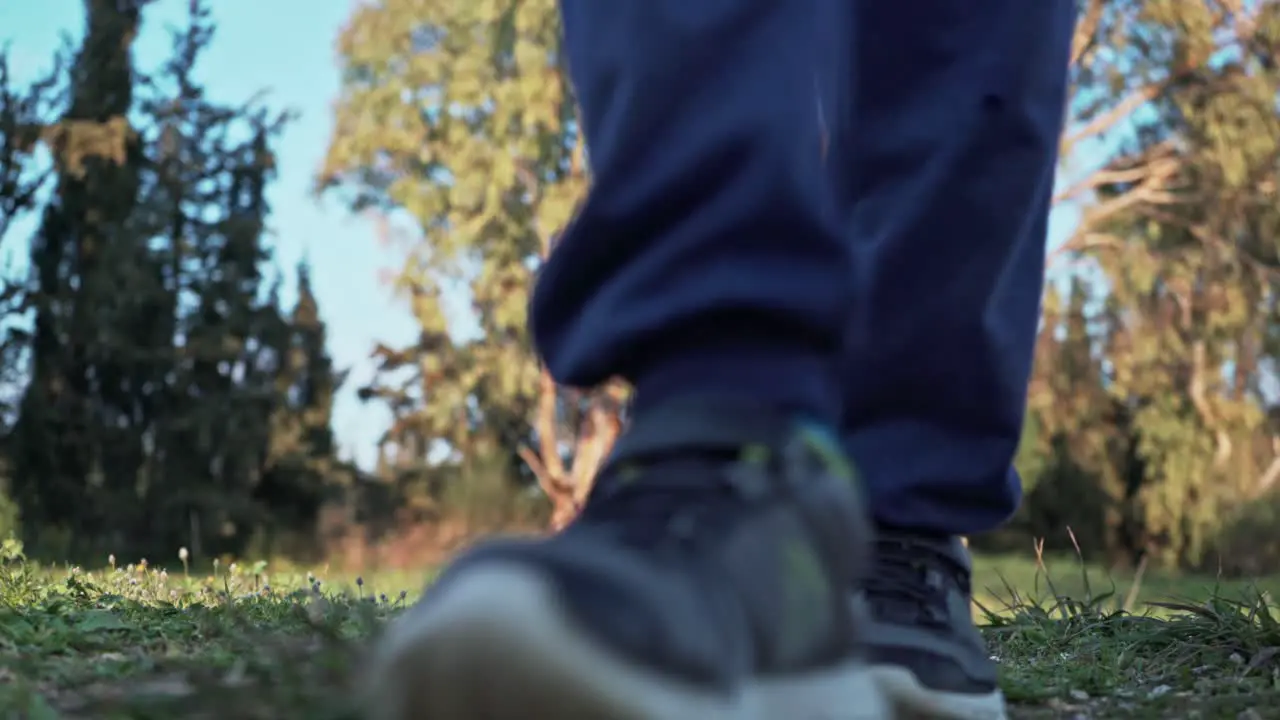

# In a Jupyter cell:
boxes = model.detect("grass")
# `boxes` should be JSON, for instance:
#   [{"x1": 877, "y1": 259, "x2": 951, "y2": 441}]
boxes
[
  {"x1": 978, "y1": 555, "x2": 1280, "y2": 718},
  {"x1": 0, "y1": 537, "x2": 1278, "y2": 719}
]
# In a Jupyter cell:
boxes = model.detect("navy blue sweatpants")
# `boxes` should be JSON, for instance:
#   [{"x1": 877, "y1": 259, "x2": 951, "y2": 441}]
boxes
[{"x1": 530, "y1": 1, "x2": 1077, "y2": 536}]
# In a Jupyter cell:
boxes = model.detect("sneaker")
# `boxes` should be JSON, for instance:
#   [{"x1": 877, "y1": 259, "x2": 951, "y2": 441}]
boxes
[
  {"x1": 860, "y1": 531, "x2": 1008, "y2": 720},
  {"x1": 363, "y1": 398, "x2": 890, "y2": 720}
]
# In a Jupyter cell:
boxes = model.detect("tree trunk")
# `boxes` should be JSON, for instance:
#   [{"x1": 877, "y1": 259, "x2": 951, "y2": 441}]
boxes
[{"x1": 521, "y1": 369, "x2": 626, "y2": 531}]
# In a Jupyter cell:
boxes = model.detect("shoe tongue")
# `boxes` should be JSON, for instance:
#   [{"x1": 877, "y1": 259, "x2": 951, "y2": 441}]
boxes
[
  {"x1": 880, "y1": 531, "x2": 972, "y2": 573},
  {"x1": 609, "y1": 396, "x2": 800, "y2": 465}
]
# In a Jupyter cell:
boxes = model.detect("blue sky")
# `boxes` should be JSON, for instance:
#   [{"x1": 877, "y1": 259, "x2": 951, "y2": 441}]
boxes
[
  {"x1": 2, "y1": 0, "x2": 1085, "y2": 471},
  {"x1": 1, "y1": 0, "x2": 417, "y2": 468}
]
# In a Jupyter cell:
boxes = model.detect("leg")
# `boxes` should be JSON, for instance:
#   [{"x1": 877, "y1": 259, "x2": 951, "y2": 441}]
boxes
[
  {"x1": 533, "y1": 0, "x2": 854, "y2": 422},
  {"x1": 366, "y1": 2, "x2": 888, "y2": 719},
  {"x1": 839, "y1": 1, "x2": 1076, "y2": 717},
  {"x1": 843, "y1": 0, "x2": 1075, "y2": 536}
]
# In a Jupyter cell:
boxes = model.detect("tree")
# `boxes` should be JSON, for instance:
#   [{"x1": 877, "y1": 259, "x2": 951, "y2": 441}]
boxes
[
  {"x1": 321, "y1": 0, "x2": 620, "y2": 530},
  {"x1": 1021, "y1": 0, "x2": 1280, "y2": 567},
  {"x1": 11, "y1": 0, "x2": 150, "y2": 554},
  {"x1": 0, "y1": 46, "x2": 67, "y2": 540},
  {"x1": 6, "y1": 0, "x2": 344, "y2": 561},
  {"x1": 255, "y1": 259, "x2": 351, "y2": 554}
]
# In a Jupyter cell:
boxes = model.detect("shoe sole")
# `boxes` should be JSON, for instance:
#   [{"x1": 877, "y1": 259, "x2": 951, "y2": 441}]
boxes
[
  {"x1": 363, "y1": 562, "x2": 892, "y2": 720},
  {"x1": 869, "y1": 666, "x2": 1009, "y2": 720}
]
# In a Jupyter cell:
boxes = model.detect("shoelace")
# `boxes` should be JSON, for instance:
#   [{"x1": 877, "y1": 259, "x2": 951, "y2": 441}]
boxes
[
  {"x1": 575, "y1": 454, "x2": 762, "y2": 549},
  {"x1": 863, "y1": 535, "x2": 969, "y2": 627}
]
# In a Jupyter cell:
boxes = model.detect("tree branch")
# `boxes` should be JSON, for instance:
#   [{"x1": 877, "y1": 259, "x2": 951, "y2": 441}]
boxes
[
  {"x1": 517, "y1": 443, "x2": 572, "y2": 498},
  {"x1": 1257, "y1": 439, "x2": 1280, "y2": 496},
  {"x1": 535, "y1": 366, "x2": 567, "y2": 481},
  {"x1": 1052, "y1": 154, "x2": 1181, "y2": 206},
  {"x1": 1061, "y1": 82, "x2": 1167, "y2": 159},
  {"x1": 1070, "y1": 0, "x2": 1105, "y2": 68}
]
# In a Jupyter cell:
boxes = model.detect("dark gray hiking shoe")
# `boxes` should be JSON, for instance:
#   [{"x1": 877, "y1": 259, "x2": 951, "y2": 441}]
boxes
[
  {"x1": 364, "y1": 398, "x2": 890, "y2": 720},
  {"x1": 860, "y1": 531, "x2": 1008, "y2": 720}
]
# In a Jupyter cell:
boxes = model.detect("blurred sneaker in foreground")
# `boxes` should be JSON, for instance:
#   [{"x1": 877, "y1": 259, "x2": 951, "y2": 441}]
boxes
[{"x1": 364, "y1": 398, "x2": 890, "y2": 720}]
